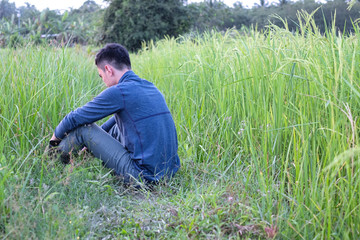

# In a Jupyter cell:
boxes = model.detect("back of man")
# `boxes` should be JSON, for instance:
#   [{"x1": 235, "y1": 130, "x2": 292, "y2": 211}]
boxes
[
  {"x1": 49, "y1": 43, "x2": 180, "y2": 183},
  {"x1": 108, "y1": 71, "x2": 180, "y2": 181}
]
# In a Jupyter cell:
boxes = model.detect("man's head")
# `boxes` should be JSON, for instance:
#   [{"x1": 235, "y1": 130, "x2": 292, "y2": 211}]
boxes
[
  {"x1": 95, "y1": 43, "x2": 131, "y2": 87},
  {"x1": 95, "y1": 43, "x2": 131, "y2": 71}
]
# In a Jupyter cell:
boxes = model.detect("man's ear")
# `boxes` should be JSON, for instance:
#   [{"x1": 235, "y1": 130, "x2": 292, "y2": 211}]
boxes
[{"x1": 104, "y1": 65, "x2": 113, "y2": 75}]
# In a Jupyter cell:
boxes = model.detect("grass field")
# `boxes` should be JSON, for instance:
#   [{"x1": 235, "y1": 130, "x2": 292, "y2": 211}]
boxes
[{"x1": 1, "y1": 13, "x2": 360, "y2": 239}]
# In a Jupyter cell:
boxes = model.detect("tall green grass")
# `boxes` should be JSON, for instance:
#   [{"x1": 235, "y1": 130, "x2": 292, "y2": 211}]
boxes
[
  {"x1": 1, "y1": 12, "x2": 360, "y2": 238},
  {"x1": 0, "y1": 45, "x2": 103, "y2": 237},
  {"x1": 135, "y1": 13, "x2": 360, "y2": 238}
]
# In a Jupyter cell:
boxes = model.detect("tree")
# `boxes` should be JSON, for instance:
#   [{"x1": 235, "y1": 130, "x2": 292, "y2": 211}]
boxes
[
  {"x1": 227, "y1": 3, "x2": 250, "y2": 29},
  {"x1": 278, "y1": 0, "x2": 289, "y2": 7},
  {"x1": 0, "y1": 0, "x2": 16, "y2": 20},
  {"x1": 18, "y1": 3, "x2": 39, "y2": 21},
  {"x1": 66, "y1": 0, "x2": 104, "y2": 44},
  {"x1": 255, "y1": 0, "x2": 268, "y2": 8},
  {"x1": 101, "y1": 0, "x2": 190, "y2": 51},
  {"x1": 187, "y1": 1, "x2": 230, "y2": 32},
  {"x1": 70, "y1": 0, "x2": 101, "y2": 15}
]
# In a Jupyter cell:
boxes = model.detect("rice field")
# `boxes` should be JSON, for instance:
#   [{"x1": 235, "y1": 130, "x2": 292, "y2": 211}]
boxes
[{"x1": 1, "y1": 13, "x2": 360, "y2": 239}]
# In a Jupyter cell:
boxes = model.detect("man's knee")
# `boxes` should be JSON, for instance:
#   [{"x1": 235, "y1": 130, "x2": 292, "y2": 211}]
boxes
[
  {"x1": 84, "y1": 123, "x2": 97, "y2": 129},
  {"x1": 67, "y1": 123, "x2": 99, "y2": 142},
  {"x1": 76, "y1": 123, "x2": 98, "y2": 133}
]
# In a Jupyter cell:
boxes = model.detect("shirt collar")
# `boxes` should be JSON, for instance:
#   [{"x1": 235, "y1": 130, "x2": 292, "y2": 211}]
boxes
[{"x1": 118, "y1": 70, "x2": 134, "y2": 84}]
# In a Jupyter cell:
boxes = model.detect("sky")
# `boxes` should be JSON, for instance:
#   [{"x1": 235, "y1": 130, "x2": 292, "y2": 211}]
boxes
[
  {"x1": 190, "y1": 0, "x2": 276, "y2": 8},
  {"x1": 190, "y1": 0, "x2": 275, "y2": 8},
  {"x1": 12, "y1": 0, "x2": 107, "y2": 11},
  {"x1": 11, "y1": 0, "x2": 274, "y2": 11}
]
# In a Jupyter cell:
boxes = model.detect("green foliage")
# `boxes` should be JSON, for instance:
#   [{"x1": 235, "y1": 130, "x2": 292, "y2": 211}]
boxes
[
  {"x1": 134, "y1": 17, "x2": 360, "y2": 238},
  {"x1": 1, "y1": 0, "x2": 360, "y2": 48},
  {"x1": 102, "y1": 0, "x2": 189, "y2": 51},
  {"x1": 0, "y1": 0, "x2": 16, "y2": 20},
  {"x1": 186, "y1": 0, "x2": 360, "y2": 34},
  {"x1": 18, "y1": 2, "x2": 39, "y2": 22},
  {"x1": 250, "y1": 0, "x2": 360, "y2": 33},
  {"x1": 0, "y1": 0, "x2": 104, "y2": 47},
  {"x1": 187, "y1": 1, "x2": 250, "y2": 32},
  {"x1": 0, "y1": 17, "x2": 16, "y2": 47},
  {"x1": 29, "y1": 32, "x2": 43, "y2": 45},
  {"x1": 66, "y1": 0, "x2": 104, "y2": 44},
  {"x1": 8, "y1": 32, "x2": 22, "y2": 48},
  {"x1": 1, "y1": 12, "x2": 360, "y2": 238}
]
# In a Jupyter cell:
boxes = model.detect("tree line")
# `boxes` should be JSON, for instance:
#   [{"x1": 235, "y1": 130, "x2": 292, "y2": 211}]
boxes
[{"x1": 0, "y1": 0, "x2": 359, "y2": 50}]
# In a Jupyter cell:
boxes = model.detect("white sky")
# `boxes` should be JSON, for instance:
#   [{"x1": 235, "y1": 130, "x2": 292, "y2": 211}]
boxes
[
  {"x1": 12, "y1": 0, "x2": 107, "y2": 11},
  {"x1": 11, "y1": 0, "x2": 277, "y2": 11},
  {"x1": 189, "y1": 0, "x2": 277, "y2": 8}
]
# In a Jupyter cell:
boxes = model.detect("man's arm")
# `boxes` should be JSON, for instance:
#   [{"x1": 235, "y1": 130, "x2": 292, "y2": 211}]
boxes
[
  {"x1": 101, "y1": 116, "x2": 116, "y2": 132},
  {"x1": 53, "y1": 87, "x2": 123, "y2": 140},
  {"x1": 50, "y1": 116, "x2": 116, "y2": 145}
]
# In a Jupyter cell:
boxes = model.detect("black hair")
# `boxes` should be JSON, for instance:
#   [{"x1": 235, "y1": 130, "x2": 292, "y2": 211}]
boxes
[{"x1": 95, "y1": 43, "x2": 131, "y2": 71}]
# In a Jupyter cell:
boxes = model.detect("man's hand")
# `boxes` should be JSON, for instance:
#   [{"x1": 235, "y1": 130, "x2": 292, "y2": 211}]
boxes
[
  {"x1": 45, "y1": 133, "x2": 70, "y2": 164},
  {"x1": 50, "y1": 133, "x2": 60, "y2": 141},
  {"x1": 49, "y1": 133, "x2": 61, "y2": 147}
]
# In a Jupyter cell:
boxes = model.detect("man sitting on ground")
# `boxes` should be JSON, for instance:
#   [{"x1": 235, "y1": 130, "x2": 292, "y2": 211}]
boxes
[{"x1": 48, "y1": 43, "x2": 181, "y2": 183}]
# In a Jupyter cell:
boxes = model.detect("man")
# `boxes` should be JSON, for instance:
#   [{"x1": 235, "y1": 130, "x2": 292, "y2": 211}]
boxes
[{"x1": 49, "y1": 43, "x2": 180, "y2": 183}]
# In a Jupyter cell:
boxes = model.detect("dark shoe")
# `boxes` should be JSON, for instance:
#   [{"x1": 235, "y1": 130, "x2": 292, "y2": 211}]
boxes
[{"x1": 44, "y1": 144, "x2": 70, "y2": 164}]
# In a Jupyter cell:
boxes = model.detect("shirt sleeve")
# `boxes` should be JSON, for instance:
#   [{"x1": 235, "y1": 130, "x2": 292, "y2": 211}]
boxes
[
  {"x1": 55, "y1": 87, "x2": 123, "y2": 139},
  {"x1": 101, "y1": 116, "x2": 116, "y2": 132}
]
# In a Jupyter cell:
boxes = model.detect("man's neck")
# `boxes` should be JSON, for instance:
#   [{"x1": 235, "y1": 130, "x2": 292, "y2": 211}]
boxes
[{"x1": 114, "y1": 68, "x2": 131, "y2": 83}]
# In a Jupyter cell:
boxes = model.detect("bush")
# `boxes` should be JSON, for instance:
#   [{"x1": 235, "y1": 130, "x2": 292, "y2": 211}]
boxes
[{"x1": 8, "y1": 33, "x2": 23, "y2": 48}]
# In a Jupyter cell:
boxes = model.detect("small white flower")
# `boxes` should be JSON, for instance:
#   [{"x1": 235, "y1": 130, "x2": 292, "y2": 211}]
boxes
[{"x1": 238, "y1": 128, "x2": 245, "y2": 135}]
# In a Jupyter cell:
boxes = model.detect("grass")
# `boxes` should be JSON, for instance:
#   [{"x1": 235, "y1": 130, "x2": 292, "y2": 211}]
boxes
[{"x1": 1, "y1": 13, "x2": 360, "y2": 239}]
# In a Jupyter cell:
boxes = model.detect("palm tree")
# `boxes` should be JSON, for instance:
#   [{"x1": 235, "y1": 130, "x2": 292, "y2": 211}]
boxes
[
  {"x1": 278, "y1": 0, "x2": 288, "y2": 6},
  {"x1": 255, "y1": 0, "x2": 268, "y2": 8}
]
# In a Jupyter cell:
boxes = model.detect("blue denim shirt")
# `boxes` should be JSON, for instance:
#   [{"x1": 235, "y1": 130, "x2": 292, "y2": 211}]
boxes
[{"x1": 55, "y1": 71, "x2": 180, "y2": 181}]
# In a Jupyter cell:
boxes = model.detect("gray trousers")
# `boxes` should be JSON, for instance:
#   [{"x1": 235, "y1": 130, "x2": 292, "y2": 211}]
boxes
[{"x1": 58, "y1": 123, "x2": 141, "y2": 182}]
